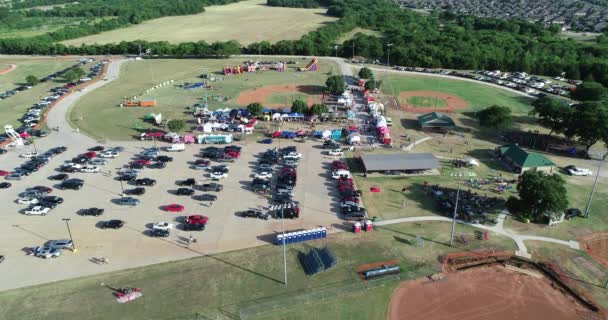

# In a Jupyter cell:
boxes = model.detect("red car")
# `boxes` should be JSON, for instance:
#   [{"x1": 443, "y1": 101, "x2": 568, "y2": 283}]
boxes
[
  {"x1": 0, "y1": 170, "x2": 10, "y2": 176},
  {"x1": 134, "y1": 159, "x2": 151, "y2": 165},
  {"x1": 226, "y1": 151, "x2": 240, "y2": 158},
  {"x1": 82, "y1": 151, "x2": 96, "y2": 158},
  {"x1": 165, "y1": 204, "x2": 185, "y2": 212},
  {"x1": 185, "y1": 215, "x2": 209, "y2": 225},
  {"x1": 194, "y1": 159, "x2": 211, "y2": 166}
]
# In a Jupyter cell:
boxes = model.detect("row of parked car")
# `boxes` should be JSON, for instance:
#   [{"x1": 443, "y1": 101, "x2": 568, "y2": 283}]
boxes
[{"x1": 329, "y1": 158, "x2": 367, "y2": 221}]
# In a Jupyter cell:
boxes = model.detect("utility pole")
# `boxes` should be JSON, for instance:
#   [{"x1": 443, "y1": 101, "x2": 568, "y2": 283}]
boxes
[
  {"x1": 31, "y1": 138, "x2": 37, "y2": 153},
  {"x1": 386, "y1": 43, "x2": 393, "y2": 67},
  {"x1": 281, "y1": 207, "x2": 287, "y2": 285},
  {"x1": 584, "y1": 161, "x2": 602, "y2": 218},
  {"x1": 115, "y1": 168, "x2": 125, "y2": 195},
  {"x1": 334, "y1": 45, "x2": 339, "y2": 58},
  {"x1": 62, "y1": 218, "x2": 76, "y2": 252},
  {"x1": 449, "y1": 185, "x2": 461, "y2": 246},
  {"x1": 352, "y1": 42, "x2": 355, "y2": 60}
]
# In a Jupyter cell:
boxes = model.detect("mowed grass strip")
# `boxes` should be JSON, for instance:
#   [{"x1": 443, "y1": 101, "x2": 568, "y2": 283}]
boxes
[
  {"x1": 406, "y1": 95, "x2": 448, "y2": 108},
  {"x1": 69, "y1": 58, "x2": 334, "y2": 140},
  {"x1": 0, "y1": 222, "x2": 516, "y2": 320},
  {"x1": 62, "y1": 0, "x2": 337, "y2": 46},
  {"x1": 380, "y1": 74, "x2": 534, "y2": 113}
]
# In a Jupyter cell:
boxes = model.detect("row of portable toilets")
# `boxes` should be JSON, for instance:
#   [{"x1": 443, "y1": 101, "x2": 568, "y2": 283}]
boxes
[{"x1": 276, "y1": 227, "x2": 327, "y2": 245}]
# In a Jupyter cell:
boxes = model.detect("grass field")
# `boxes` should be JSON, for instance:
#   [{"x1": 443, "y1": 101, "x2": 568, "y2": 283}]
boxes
[
  {"x1": 379, "y1": 74, "x2": 534, "y2": 114},
  {"x1": 266, "y1": 92, "x2": 311, "y2": 105},
  {"x1": 406, "y1": 95, "x2": 448, "y2": 108},
  {"x1": 0, "y1": 57, "x2": 80, "y2": 127},
  {"x1": 0, "y1": 221, "x2": 516, "y2": 320},
  {"x1": 69, "y1": 58, "x2": 335, "y2": 140},
  {"x1": 0, "y1": 17, "x2": 112, "y2": 39},
  {"x1": 336, "y1": 27, "x2": 383, "y2": 44},
  {"x1": 61, "y1": 0, "x2": 336, "y2": 46}
]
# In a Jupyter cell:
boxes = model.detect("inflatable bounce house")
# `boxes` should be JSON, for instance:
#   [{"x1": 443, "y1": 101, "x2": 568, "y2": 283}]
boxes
[{"x1": 299, "y1": 58, "x2": 318, "y2": 72}]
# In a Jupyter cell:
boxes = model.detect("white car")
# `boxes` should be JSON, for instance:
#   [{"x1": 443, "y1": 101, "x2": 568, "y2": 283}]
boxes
[
  {"x1": 99, "y1": 151, "x2": 119, "y2": 158},
  {"x1": 254, "y1": 172, "x2": 273, "y2": 179},
  {"x1": 33, "y1": 246, "x2": 61, "y2": 259},
  {"x1": 64, "y1": 163, "x2": 82, "y2": 169},
  {"x1": 277, "y1": 188, "x2": 294, "y2": 196},
  {"x1": 19, "y1": 152, "x2": 38, "y2": 158},
  {"x1": 327, "y1": 149, "x2": 343, "y2": 156},
  {"x1": 17, "y1": 197, "x2": 39, "y2": 205},
  {"x1": 283, "y1": 152, "x2": 302, "y2": 160},
  {"x1": 89, "y1": 159, "x2": 107, "y2": 166},
  {"x1": 566, "y1": 166, "x2": 592, "y2": 176},
  {"x1": 80, "y1": 165, "x2": 100, "y2": 173},
  {"x1": 152, "y1": 222, "x2": 174, "y2": 231},
  {"x1": 25, "y1": 206, "x2": 51, "y2": 216},
  {"x1": 119, "y1": 168, "x2": 140, "y2": 176},
  {"x1": 209, "y1": 172, "x2": 228, "y2": 179}
]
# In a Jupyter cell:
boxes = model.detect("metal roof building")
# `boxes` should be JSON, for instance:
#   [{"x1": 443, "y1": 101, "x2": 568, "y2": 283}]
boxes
[{"x1": 360, "y1": 153, "x2": 440, "y2": 173}]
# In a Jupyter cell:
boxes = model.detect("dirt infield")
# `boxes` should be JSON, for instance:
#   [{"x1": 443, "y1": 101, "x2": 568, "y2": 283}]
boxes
[
  {"x1": 388, "y1": 265, "x2": 594, "y2": 320},
  {"x1": 0, "y1": 64, "x2": 17, "y2": 75},
  {"x1": 581, "y1": 233, "x2": 608, "y2": 268},
  {"x1": 399, "y1": 90, "x2": 469, "y2": 113},
  {"x1": 236, "y1": 84, "x2": 323, "y2": 108}
]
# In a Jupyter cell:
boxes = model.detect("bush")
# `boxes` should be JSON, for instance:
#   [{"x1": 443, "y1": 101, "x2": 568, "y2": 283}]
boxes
[
  {"x1": 247, "y1": 102, "x2": 264, "y2": 117},
  {"x1": 477, "y1": 105, "x2": 512, "y2": 129},
  {"x1": 167, "y1": 119, "x2": 185, "y2": 132},
  {"x1": 25, "y1": 75, "x2": 39, "y2": 86},
  {"x1": 358, "y1": 67, "x2": 373, "y2": 79},
  {"x1": 291, "y1": 99, "x2": 307, "y2": 114}
]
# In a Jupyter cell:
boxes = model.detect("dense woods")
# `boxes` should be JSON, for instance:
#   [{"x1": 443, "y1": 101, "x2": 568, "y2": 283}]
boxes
[{"x1": 2, "y1": 0, "x2": 608, "y2": 86}]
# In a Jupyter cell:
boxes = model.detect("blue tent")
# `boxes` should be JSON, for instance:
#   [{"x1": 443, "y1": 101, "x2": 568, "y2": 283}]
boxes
[
  {"x1": 262, "y1": 108, "x2": 273, "y2": 114},
  {"x1": 313, "y1": 131, "x2": 323, "y2": 138},
  {"x1": 331, "y1": 129, "x2": 342, "y2": 141}
]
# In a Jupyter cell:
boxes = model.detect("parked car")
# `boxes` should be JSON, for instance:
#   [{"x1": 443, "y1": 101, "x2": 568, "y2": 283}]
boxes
[
  {"x1": 258, "y1": 164, "x2": 273, "y2": 171},
  {"x1": 151, "y1": 229, "x2": 170, "y2": 237},
  {"x1": 148, "y1": 162, "x2": 166, "y2": 169},
  {"x1": 118, "y1": 197, "x2": 140, "y2": 206},
  {"x1": 185, "y1": 215, "x2": 209, "y2": 224},
  {"x1": 48, "y1": 239, "x2": 73, "y2": 250},
  {"x1": 194, "y1": 194, "x2": 217, "y2": 201},
  {"x1": 118, "y1": 174, "x2": 137, "y2": 182},
  {"x1": 254, "y1": 172, "x2": 273, "y2": 179},
  {"x1": 33, "y1": 246, "x2": 61, "y2": 258},
  {"x1": 283, "y1": 152, "x2": 302, "y2": 160},
  {"x1": 102, "y1": 219, "x2": 124, "y2": 229},
  {"x1": 88, "y1": 146, "x2": 105, "y2": 152},
  {"x1": 19, "y1": 152, "x2": 38, "y2": 158},
  {"x1": 82, "y1": 151, "x2": 97, "y2": 159},
  {"x1": 199, "y1": 183, "x2": 223, "y2": 192},
  {"x1": 80, "y1": 165, "x2": 100, "y2": 173},
  {"x1": 0, "y1": 182, "x2": 12, "y2": 189},
  {"x1": 327, "y1": 149, "x2": 343, "y2": 156},
  {"x1": 194, "y1": 159, "x2": 210, "y2": 166},
  {"x1": 565, "y1": 208, "x2": 582, "y2": 220},
  {"x1": 6, "y1": 173, "x2": 25, "y2": 180},
  {"x1": 565, "y1": 165, "x2": 592, "y2": 176},
  {"x1": 134, "y1": 178, "x2": 156, "y2": 186},
  {"x1": 0, "y1": 170, "x2": 10, "y2": 176},
  {"x1": 17, "y1": 197, "x2": 39, "y2": 205},
  {"x1": 80, "y1": 207, "x2": 104, "y2": 216},
  {"x1": 25, "y1": 206, "x2": 51, "y2": 216},
  {"x1": 152, "y1": 222, "x2": 174, "y2": 231},
  {"x1": 49, "y1": 173, "x2": 69, "y2": 181},
  {"x1": 238, "y1": 209, "x2": 270, "y2": 220},
  {"x1": 59, "y1": 179, "x2": 84, "y2": 190},
  {"x1": 99, "y1": 151, "x2": 119, "y2": 158},
  {"x1": 40, "y1": 195, "x2": 63, "y2": 204},
  {"x1": 129, "y1": 163, "x2": 145, "y2": 170},
  {"x1": 89, "y1": 159, "x2": 107, "y2": 166},
  {"x1": 209, "y1": 172, "x2": 227, "y2": 179},
  {"x1": 124, "y1": 187, "x2": 146, "y2": 196},
  {"x1": 156, "y1": 155, "x2": 173, "y2": 162},
  {"x1": 176, "y1": 188, "x2": 195, "y2": 196},
  {"x1": 183, "y1": 223, "x2": 206, "y2": 231},
  {"x1": 177, "y1": 178, "x2": 196, "y2": 187},
  {"x1": 165, "y1": 204, "x2": 185, "y2": 212}
]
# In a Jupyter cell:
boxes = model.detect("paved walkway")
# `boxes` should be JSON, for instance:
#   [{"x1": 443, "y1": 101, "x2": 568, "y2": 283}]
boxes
[{"x1": 375, "y1": 213, "x2": 580, "y2": 253}]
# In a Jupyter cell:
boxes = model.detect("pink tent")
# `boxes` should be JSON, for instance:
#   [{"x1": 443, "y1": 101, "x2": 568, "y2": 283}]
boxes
[
  {"x1": 377, "y1": 126, "x2": 389, "y2": 135},
  {"x1": 183, "y1": 134, "x2": 195, "y2": 144}
]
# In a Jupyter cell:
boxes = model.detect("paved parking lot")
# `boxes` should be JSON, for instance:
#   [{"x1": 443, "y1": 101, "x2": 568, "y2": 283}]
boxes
[{"x1": 0, "y1": 138, "x2": 341, "y2": 290}]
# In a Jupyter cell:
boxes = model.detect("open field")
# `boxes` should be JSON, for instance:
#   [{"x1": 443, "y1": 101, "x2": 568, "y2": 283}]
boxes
[
  {"x1": 61, "y1": 0, "x2": 337, "y2": 46},
  {"x1": 0, "y1": 17, "x2": 112, "y2": 39},
  {"x1": 379, "y1": 73, "x2": 534, "y2": 113},
  {"x1": 0, "y1": 220, "x2": 516, "y2": 320},
  {"x1": 69, "y1": 58, "x2": 335, "y2": 140},
  {"x1": 406, "y1": 95, "x2": 448, "y2": 108},
  {"x1": 336, "y1": 27, "x2": 384, "y2": 44}
]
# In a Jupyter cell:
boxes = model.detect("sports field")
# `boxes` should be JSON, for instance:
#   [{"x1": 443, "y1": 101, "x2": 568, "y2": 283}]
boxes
[
  {"x1": 0, "y1": 221, "x2": 517, "y2": 320},
  {"x1": 380, "y1": 74, "x2": 534, "y2": 114},
  {"x1": 69, "y1": 58, "x2": 334, "y2": 140},
  {"x1": 61, "y1": 0, "x2": 337, "y2": 46},
  {"x1": 406, "y1": 95, "x2": 448, "y2": 108}
]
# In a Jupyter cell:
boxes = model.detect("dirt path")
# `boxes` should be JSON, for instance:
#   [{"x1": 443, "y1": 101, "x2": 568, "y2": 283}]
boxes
[
  {"x1": 0, "y1": 64, "x2": 17, "y2": 75},
  {"x1": 388, "y1": 265, "x2": 589, "y2": 320}
]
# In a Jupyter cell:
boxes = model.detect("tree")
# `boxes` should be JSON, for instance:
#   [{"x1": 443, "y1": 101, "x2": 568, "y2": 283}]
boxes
[
  {"x1": 167, "y1": 119, "x2": 185, "y2": 132},
  {"x1": 364, "y1": 77, "x2": 382, "y2": 91},
  {"x1": 508, "y1": 171, "x2": 568, "y2": 221},
  {"x1": 325, "y1": 75, "x2": 345, "y2": 95},
  {"x1": 308, "y1": 103, "x2": 329, "y2": 116},
  {"x1": 564, "y1": 102, "x2": 608, "y2": 152},
  {"x1": 291, "y1": 99, "x2": 307, "y2": 114},
  {"x1": 571, "y1": 81, "x2": 606, "y2": 101},
  {"x1": 358, "y1": 67, "x2": 373, "y2": 79},
  {"x1": 63, "y1": 70, "x2": 79, "y2": 83},
  {"x1": 477, "y1": 105, "x2": 512, "y2": 129},
  {"x1": 529, "y1": 96, "x2": 572, "y2": 136},
  {"x1": 25, "y1": 75, "x2": 39, "y2": 86},
  {"x1": 246, "y1": 102, "x2": 264, "y2": 117}
]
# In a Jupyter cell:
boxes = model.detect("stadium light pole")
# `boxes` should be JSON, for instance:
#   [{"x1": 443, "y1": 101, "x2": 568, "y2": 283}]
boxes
[
  {"x1": 281, "y1": 207, "x2": 287, "y2": 286},
  {"x1": 584, "y1": 160, "x2": 602, "y2": 218},
  {"x1": 62, "y1": 218, "x2": 76, "y2": 252},
  {"x1": 449, "y1": 185, "x2": 461, "y2": 246},
  {"x1": 386, "y1": 43, "x2": 393, "y2": 67}
]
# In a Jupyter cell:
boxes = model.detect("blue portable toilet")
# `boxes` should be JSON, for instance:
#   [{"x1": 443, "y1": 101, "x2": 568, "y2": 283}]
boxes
[
  {"x1": 277, "y1": 234, "x2": 283, "y2": 245},
  {"x1": 296, "y1": 232, "x2": 303, "y2": 243},
  {"x1": 321, "y1": 227, "x2": 327, "y2": 238},
  {"x1": 312, "y1": 228, "x2": 320, "y2": 239},
  {"x1": 287, "y1": 233, "x2": 295, "y2": 244},
  {"x1": 304, "y1": 230, "x2": 312, "y2": 241}
]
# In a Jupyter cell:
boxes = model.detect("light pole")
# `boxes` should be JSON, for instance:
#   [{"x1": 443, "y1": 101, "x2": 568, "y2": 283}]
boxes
[
  {"x1": 115, "y1": 167, "x2": 125, "y2": 195},
  {"x1": 30, "y1": 138, "x2": 37, "y2": 153},
  {"x1": 292, "y1": 74, "x2": 298, "y2": 103},
  {"x1": 386, "y1": 43, "x2": 393, "y2": 67},
  {"x1": 449, "y1": 185, "x2": 461, "y2": 246},
  {"x1": 334, "y1": 45, "x2": 339, "y2": 58},
  {"x1": 281, "y1": 207, "x2": 287, "y2": 285},
  {"x1": 62, "y1": 218, "x2": 76, "y2": 252},
  {"x1": 584, "y1": 161, "x2": 602, "y2": 218},
  {"x1": 352, "y1": 41, "x2": 355, "y2": 60}
]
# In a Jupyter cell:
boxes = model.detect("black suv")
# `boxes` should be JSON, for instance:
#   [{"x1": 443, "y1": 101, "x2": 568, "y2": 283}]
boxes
[
  {"x1": 134, "y1": 178, "x2": 156, "y2": 186},
  {"x1": 151, "y1": 229, "x2": 170, "y2": 237},
  {"x1": 177, "y1": 178, "x2": 196, "y2": 187},
  {"x1": 102, "y1": 220, "x2": 124, "y2": 229},
  {"x1": 199, "y1": 183, "x2": 223, "y2": 192},
  {"x1": 156, "y1": 155, "x2": 173, "y2": 162},
  {"x1": 183, "y1": 223, "x2": 205, "y2": 231},
  {"x1": 149, "y1": 162, "x2": 167, "y2": 169},
  {"x1": 177, "y1": 188, "x2": 195, "y2": 196},
  {"x1": 60, "y1": 179, "x2": 84, "y2": 190},
  {"x1": 118, "y1": 174, "x2": 137, "y2": 181},
  {"x1": 80, "y1": 208, "x2": 104, "y2": 216},
  {"x1": 124, "y1": 187, "x2": 146, "y2": 196},
  {"x1": 41, "y1": 196, "x2": 64, "y2": 204},
  {"x1": 49, "y1": 173, "x2": 69, "y2": 181}
]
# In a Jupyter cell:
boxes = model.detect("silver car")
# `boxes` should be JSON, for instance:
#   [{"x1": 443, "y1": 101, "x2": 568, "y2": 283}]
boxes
[
  {"x1": 48, "y1": 239, "x2": 73, "y2": 250},
  {"x1": 34, "y1": 246, "x2": 61, "y2": 259},
  {"x1": 118, "y1": 197, "x2": 140, "y2": 206},
  {"x1": 6, "y1": 173, "x2": 25, "y2": 180},
  {"x1": 89, "y1": 159, "x2": 107, "y2": 166}
]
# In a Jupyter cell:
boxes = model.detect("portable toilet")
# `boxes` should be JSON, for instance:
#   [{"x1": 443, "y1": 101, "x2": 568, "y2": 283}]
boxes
[
  {"x1": 303, "y1": 230, "x2": 311, "y2": 241},
  {"x1": 365, "y1": 220, "x2": 373, "y2": 232},
  {"x1": 353, "y1": 222, "x2": 361, "y2": 234},
  {"x1": 287, "y1": 233, "x2": 295, "y2": 244},
  {"x1": 277, "y1": 234, "x2": 283, "y2": 245},
  {"x1": 321, "y1": 227, "x2": 327, "y2": 238},
  {"x1": 312, "y1": 228, "x2": 320, "y2": 239},
  {"x1": 296, "y1": 232, "x2": 304, "y2": 243}
]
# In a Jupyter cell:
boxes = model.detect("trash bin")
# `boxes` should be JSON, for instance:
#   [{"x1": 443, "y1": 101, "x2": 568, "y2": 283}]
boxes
[
  {"x1": 353, "y1": 222, "x2": 361, "y2": 234},
  {"x1": 365, "y1": 220, "x2": 373, "y2": 232}
]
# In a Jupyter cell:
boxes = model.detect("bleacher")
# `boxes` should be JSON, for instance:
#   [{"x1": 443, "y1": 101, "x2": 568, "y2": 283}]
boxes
[{"x1": 299, "y1": 247, "x2": 337, "y2": 276}]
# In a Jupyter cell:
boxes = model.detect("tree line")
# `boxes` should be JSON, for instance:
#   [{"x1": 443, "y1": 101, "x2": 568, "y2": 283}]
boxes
[
  {"x1": 267, "y1": 0, "x2": 326, "y2": 8},
  {"x1": 3, "y1": 0, "x2": 608, "y2": 87}
]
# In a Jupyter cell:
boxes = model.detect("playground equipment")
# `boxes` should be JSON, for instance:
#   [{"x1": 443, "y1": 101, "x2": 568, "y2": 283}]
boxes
[
  {"x1": 184, "y1": 82, "x2": 206, "y2": 89},
  {"x1": 299, "y1": 58, "x2": 318, "y2": 72},
  {"x1": 223, "y1": 66, "x2": 243, "y2": 75},
  {"x1": 122, "y1": 99, "x2": 157, "y2": 107},
  {"x1": 275, "y1": 62, "x2": 286, "y2": 71},
  {"x1": 4, "y1": 124, "x2": 24, "y2": 147},
  {"x1": 144, "y1": 113, "x2": 162, "y2": 125}
]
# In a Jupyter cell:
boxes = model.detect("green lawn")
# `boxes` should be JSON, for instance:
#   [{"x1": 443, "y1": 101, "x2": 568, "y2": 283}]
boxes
[
  {"x1": 69, "y1": 58, "x2": 335, "y2": 140},
  {"x1": 336, "y1": 27, "x2": 384, "y2": 44},
  {"x1": 0, "y1": 57, "x2": 81, "y2": 127},
  {"x1": 62, "y1": 0, "x2": 336, "y2": 46},
  {"x1": 0, "y1": 17, "x2": 113, "y2": 39},
  {"x1": 380, "y1": 74, "x2": 534, "y2": 114},
  {"x1": 0, "y1": 222, "x2": 516, "y2": 320},
  {"x1": 406, "y1": 95, "x2": 448, "y2": 108}
]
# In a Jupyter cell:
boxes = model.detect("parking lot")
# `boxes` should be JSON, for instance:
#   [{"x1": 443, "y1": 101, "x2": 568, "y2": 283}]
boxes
[{"x1": 0, "y1": 138, "x2": 341, "y2": 291}]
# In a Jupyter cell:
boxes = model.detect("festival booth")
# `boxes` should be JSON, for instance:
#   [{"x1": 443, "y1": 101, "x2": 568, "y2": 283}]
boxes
[
  {"x1": 183, "y1": 134, "x2": 196, "y2": 144},
  {"x1": 164, "y1": 132, "x2": 181, "y2": 143},
  {"x1": 348, "y1": 133, "x2": 361, "y2": 145}
]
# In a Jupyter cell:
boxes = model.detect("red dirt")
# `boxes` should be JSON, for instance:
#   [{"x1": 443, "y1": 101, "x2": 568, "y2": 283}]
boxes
[
  {"x1": 581, "y1": 233, "x2": 608, "y2": 268},
  {"x1": 388, "y1": 265, "x2": 592, "y2": 320},
  {"x1": 236, "y1": 84, "x2": 323, "y2": 108},
  {"x1": 0, "y1": 64, "x2": 16, "y2": 75},
  {"x1": 399, "y1": 90, "x2": 469, "y2": 113},
  {"x1": 355, "y1": 259, "x2": 400, "y2": 280}
]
